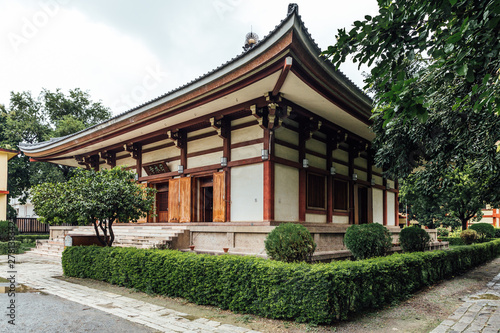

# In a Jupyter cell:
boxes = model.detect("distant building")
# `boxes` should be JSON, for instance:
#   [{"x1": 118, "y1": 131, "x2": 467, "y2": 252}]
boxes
[
  {"x1": 9, "y1": 196, "x2": 38, "y2": 218},
  {"x1": 0, "y1": 148, "x2": 18, "y2": 220}
]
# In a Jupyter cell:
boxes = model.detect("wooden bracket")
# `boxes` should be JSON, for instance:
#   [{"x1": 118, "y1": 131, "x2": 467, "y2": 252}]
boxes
[
  {"x1": 100, "y1": 151, "x2": 116, "y2": 167},
  {"x1": 210, "y1": 117, "x2": 227, "y2": 138},
  {"x1": 167, "y1": 130, "x2": 182, "y2": 149}
]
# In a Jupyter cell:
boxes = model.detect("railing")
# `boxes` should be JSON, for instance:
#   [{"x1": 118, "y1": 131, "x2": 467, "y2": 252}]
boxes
[{"x1": 14, "y1": 218, "x2": 49, "y2": 234}]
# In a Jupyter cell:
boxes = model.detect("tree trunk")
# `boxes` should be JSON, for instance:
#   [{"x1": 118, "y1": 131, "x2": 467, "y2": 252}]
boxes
[
  {"x1": 93, "y1": 220, "x2": 107, "y2": 246},
  {"x1": 460, "y1": 218, "x2": 468, "y2": 231}
]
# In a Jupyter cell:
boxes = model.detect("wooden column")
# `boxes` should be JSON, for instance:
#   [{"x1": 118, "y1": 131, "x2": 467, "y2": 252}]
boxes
[
  {"x1": 134, "y1": 144, "x2": 142, "y2": 179},
  {"x1": 394, "y1": 179, "x2": 399, "y2": 227},
  {"x1": 298, "y1": 123, "x2": 307, "y2": 222},
  {"x1": 383, "y1": 178, "x2": 388, "y2": 226},
  {"x1": 179, "y1": 130, "x2": 187, "y2": 172},
  {"x1": 326, "y1": 139, "x2": 333, "y2": 224},
  {"x1": 222, "y1": 118, "x2": 231, "y2": 222},
  {"x1": 263, "y1": 129, "x2": 274, "y2": 221},
  {"x1": 348, "y1": 147, "x2": 355, "y2": 224},
  {"x1": 367, "y1": 152, "x2": 373, "y2": 224}
]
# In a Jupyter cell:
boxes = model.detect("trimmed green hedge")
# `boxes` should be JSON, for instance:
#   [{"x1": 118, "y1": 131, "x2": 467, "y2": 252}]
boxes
[
  {"x1": 438, "y1": 237, "x2": 465, "y2": 245},
  {"x1": 62, "y1": 239, "x2": 500, "y2": 324},
  {"x1": 15, "y1": 235, "x2": 50, "y2": 243},
  {"x1": 0, "y1": 241, "x2": 21, "y2": 255}
]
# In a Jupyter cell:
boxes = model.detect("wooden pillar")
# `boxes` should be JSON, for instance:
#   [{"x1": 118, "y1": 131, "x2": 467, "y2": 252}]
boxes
[
  {"x1": 326, "y1": 139, "x2": 333, "y2": 224},
  {"x1": 134, "y1": 144, "x2": 142, "y2": 179},
  {"x1": 222, "y1": 118, "x2": 231, "y2": 222},
  {"x1": 383, "y1": 178, "x2": 388, "y2": 226},
  {"x1": 348, "y1": 147, "x2": 355, "y2": 224},
  {"x1": 394, "y1": 179, "x2": 399, "y2": 227},
  {"x1": 298, "y1": 123, "x2": 307, "y2": 222},
  {"x1": 263, "y1": 129, "x2": 274, "y2": 221},
  {"x1": 367, "y1": 153, "x2": 373, "y2": 224},
  {"x1": 179, "y1": 130, "x2": 187, "y2": 172}
]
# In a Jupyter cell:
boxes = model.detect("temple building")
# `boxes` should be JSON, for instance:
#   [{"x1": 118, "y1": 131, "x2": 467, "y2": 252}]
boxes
[
  {"x1": 0, "y1": 148, "x2": 18, "y2": 221},
  {"x1": 20, "y1": 4, "x2": 401, "y2": 257}
]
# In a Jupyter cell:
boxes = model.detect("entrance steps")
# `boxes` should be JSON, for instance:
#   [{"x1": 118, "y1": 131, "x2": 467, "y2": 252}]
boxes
[{"x1": 29, "y1": 224, "x2": 189, "y2": 257}]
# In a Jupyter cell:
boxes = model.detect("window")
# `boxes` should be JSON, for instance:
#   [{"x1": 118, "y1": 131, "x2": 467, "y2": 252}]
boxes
[
  {"x1": 307, "y1": 173, "x2": 326, "y2": 209},
  {"x1": 333, "y1": 179, "x2": 348, "y2": 211}
]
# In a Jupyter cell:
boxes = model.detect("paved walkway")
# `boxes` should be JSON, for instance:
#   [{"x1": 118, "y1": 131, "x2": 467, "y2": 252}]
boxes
[
  {"x1": 431, "y1": 271, "x2": 500, "y2": 333},
  {"x1": 0, "y1": 253, "x2": 260, "y2": 333}
]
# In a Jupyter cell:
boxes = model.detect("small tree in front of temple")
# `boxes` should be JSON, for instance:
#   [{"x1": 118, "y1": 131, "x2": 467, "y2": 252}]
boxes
[{"x1": 32, "y1": 167, "x2": 156, "y2": 246}]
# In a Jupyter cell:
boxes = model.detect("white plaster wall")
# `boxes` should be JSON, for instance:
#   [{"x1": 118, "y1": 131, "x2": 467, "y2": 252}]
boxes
[
  {"x1": 387, "y1": 192, "x2": 396, "y2": 226},
  {"x1": 333, "y1": 162, "x2": 349, "y2": 176},
  {"x1": 187, "y1": 127, "x2": 213, "y2": 138},
  {"x1": 306, "y1": 153, "x2": 326, "y2": 169},
  {"x1": 0, "y1": 195, "x2": 6, "y2": 221},
  {"x1": 231, "y1": 144, "x2": 261, "y2": 161},
  {"x1": 274, "y1": 127, "x2": 299, "y2": 145},
  {"x1": 387, "y1": 179, "x2": 395, "y2": 189},
  {"x1": 188, "y1": 135, "x2": 222, "y2": 153},
  {"x1": 333, "y1": 149, "x2": 349, "y2": 162},
  {"x1": 232, "y1": 125, "x2": 262, "y2": 144},
  {"x1": 0, "y1": 154, "x2": 7, "y2": 190},
  {"x1": 274, "y1": 164, "x2": 299, "y2": 221},
  {"x1": 187, "y1": 151, "x2": 223, "y2": 169},
  {"x1": 354, "y1": 170, "x2": 368, "y2": 181},
  {"x1": 230, "y1": 164, "x2": 263, "y2": 221},
  {"x1": 373, "y1": 175, "x2": 383, "y2": 186},
  {"x1": 231, "y1": 116, "x2": 255, "y2": 127},
  {"x1": 332, "y1": 215, "x2": 349, "y2": 224},
  {"x1": 305, "y1": 213, "x2": 327, "y2": 223},
  {"x1": 115, "y1": 157, "x2": 135, "y2": 168},
  {"x1": 354, "y1": 157, "x2": 367, "y2": 169},
  {"x1": 275, "y1": 144, "x2": 299, "y2": 162},
  {"x1": 142, "y1": 145, "x2": 179, "y2": 164},
  {"x1": 372, "y1": 188, "x2": 384, "y2": 224},
  {"x1": 306, "y1": 139, "x2": 326, "y2": 155}
]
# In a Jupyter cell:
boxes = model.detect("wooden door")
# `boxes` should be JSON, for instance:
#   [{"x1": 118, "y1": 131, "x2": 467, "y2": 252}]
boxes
[
  {"x1": 168, "y1": 178, "x2": 180, "y2": 222},
  {"x1": 213, "y1": 171, "x2": 226, "y2": 222},
  {"x1": 179, "y1": 177, "x2": 192, "y2": 222},
  {"x1": 358, "y1": 186, "x2": 368, "y2": 224}
]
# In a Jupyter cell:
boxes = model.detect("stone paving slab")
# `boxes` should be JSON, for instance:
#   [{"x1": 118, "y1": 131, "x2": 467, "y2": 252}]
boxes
[
  {"x1": 430, "y1": 271, "x2": 500, "y2": 333},
  {"x1": 0, "y1": 253, "x2": 261, "y2": 333}
]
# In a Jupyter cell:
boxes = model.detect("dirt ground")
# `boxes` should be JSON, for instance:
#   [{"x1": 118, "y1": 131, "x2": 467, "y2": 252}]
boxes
[{"x1": 58, "y1": 257, "x2": 500, "y2": 333}]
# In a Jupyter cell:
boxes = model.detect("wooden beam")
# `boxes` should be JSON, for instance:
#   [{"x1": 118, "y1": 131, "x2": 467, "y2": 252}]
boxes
[
  {"x1": 272, "y1": 56, "x2": 292, "y2": 96},
  {"x1": 299, "y1": 121, "x2": 307, "y2": 222},
  {"x1": 327, "y1": 138, "x2": 333, "y2": 224},
  {"x1": 383, "y1": 178, "x2": 388, "y2": 226},
  {"x1": 348, "y1": 146, "x2": 355, "y2": 224},
  {"x1": 263, "y1": 129, "x2": 274, "y2": 222}
]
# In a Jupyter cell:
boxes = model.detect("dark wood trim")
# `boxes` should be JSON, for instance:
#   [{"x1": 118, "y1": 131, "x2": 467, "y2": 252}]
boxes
[
  {"x1": 305, "y1": 149, "x2": 327, "y2": 159},
  {"x1": 272, "y1": 56, "x2": 292, "y2": 96},
  {"x1": 184, "y1": 164, "x2": 221, "y2": 176},
  {"x1": 231, "y1": 138, "x2": 264, "y2": 150},
  {"x1": 263, "y1": 129, "x2": 274, "y2": 222},
  {"x1": 227, "y1": 156, "x2": 262, "y2": 168},
  {"x1": 187, "y1": 147, "x2": 224, "y2": 159},
  {"x1": 274, "y1": 138, "x2": 298, "y2": 151},
  {"x1": 180, "y1": 130, "x2": 187, "y2": 170},
  {"x1": 231, "y1": 120, "x2": 259, "y2": 131},
  {"x1": 188, "y1": 131, "x2": 217, "y2": 142},
  {"x1": 333, "y1": 174, "x2": 351, "y2": 182},
  {"x1": 305, "y1": 209, "x2": 327, "y2": 215},
  {"x1": 372, "y1": 171, "x2": 383, "y2": 177},
  {"x1": 136, "y1": 144, "x2": 143, "y2": 178},
  {"x1": 333, "y1": 211, "x2": 349, "y2": 217},
  {"x1": 332, "y1": 158, "x2": 348, "y2": 167},
  {"x1": 142, "y1": 142, "x2": 176, "y2": 155},
  {"x1": 394, "y1": 179, "x2": 399, "y2": 226},
  {"x1": 272, "y1": 156, "x2": 300, "y2": 169}
]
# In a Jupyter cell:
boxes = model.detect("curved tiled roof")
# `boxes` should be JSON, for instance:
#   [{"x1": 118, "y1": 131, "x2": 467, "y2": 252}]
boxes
[{"x1": 19, "y1": 3, "x2": 371, "y2": 153}]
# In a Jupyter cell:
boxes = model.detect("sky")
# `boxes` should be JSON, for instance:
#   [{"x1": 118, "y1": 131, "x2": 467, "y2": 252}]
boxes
[{"x1": 0, "y1": 0, "x2": 379, "y2": 116}]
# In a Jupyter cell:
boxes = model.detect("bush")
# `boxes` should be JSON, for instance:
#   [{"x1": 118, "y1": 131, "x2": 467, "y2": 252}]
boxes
[
  {"x1": 0, "y1": 241, "x2": 21, "y2": 255},
  {"x1": 15, "y1": 234, "x2": 50, "y2": 243},
  {"x1": 495, "y1": 228, "x2": 500, "y2": 238},
  {"x1": 469, "y1": 223, "x2": 495, "y2": 241},
  {"x1": 399, "y1": 226, "x2": 431, "y2": 252},
  {"x1": 344, "y1": 223, "x2": 392, "y2": 260},
  {"x1": 437, "y1": 227, "x2": 449, "y2": 237},
  {"x1": 62, "y1": 239, "x2": 500, "y2": 324},
  {"x1": 461, "y1": 229, "x2": 479, "y2": 245},
  {"x1": 0, "y1": 220, "x2": 19, "y2": 242},
  {"x1": 264, "y1": 223, "x2": 316, "y2": 262},
  {"x1": 438, "y1": 237, "x2": 465, "y2": 246}
]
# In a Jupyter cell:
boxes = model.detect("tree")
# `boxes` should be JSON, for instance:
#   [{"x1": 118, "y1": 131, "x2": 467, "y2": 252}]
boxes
[
  {"x1": 31, "y1": 167, "x2": 156, "y2": 246},
  {"x1": 323, "y1": 0, "x2": 500, "y2": 124},
  {"x1": 0, "y1": 88, "x2": 111, "y2": 205},
  {"x1": 401, "y1": 164, "x2": 492, "y2": 230}
]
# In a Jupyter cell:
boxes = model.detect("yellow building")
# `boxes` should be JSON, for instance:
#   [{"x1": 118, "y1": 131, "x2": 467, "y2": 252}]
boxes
[{"x1": 0, "y1": 148, "x2": 18, "y2": 221}]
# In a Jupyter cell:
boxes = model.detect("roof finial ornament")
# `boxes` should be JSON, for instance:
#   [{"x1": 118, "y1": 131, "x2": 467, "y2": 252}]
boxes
[
  {"x1": 288, "y1": 3, "x2": 298, "y2": 15},
  {"x1": 243, "y1": 26, "x2": 259, "y2": 51}
]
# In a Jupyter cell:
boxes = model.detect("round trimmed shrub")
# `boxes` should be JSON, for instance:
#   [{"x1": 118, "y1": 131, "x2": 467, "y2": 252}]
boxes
[
  {"x1": 264, "y1": 223, "x2": 316, "y2": 262},
  {"x1": 469, "y1": 223, "x2": 495, "y2": 241},
  {"x1": 460, "y1": 229, "x2": 479, "y2": 245},
  {"x1": 399, "y1": 226, "x2": 430, "y2": 252},
  {"x1": 344, "y1": 223, "x2": 392, "y2": 260}
]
